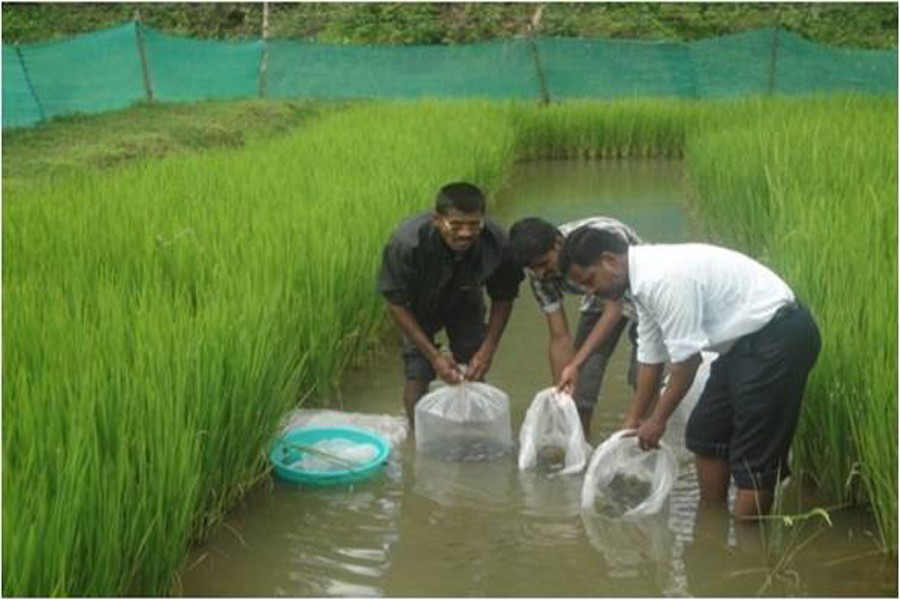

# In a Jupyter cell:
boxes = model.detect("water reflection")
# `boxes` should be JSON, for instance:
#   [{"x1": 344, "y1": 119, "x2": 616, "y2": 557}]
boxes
[
  {"x1": 518, "y1": 470, "x2": 584, "y2": 519},
  {"x1": 411, "y1": 448, "x2": 517, "y2": 511},
  {"x1": 582, "y1": 511, "x2": 675, "y2": 584}
]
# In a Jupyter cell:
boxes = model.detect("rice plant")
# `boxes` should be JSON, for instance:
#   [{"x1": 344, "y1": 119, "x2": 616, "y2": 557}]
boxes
[
  {"x1": 2, "y1": 100, "x2": 518, "y2": 595},
  {"x1": 685, "y1": 94, "x2": 897, "y2": 550},
  {"x1": 3, "y1": 95, "x2": 895, "y2": 596}
]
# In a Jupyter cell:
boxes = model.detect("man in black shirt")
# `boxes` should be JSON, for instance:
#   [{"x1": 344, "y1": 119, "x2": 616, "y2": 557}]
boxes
[{"x1": 377, "y1": 182, "x2": 523, "y2": 426}]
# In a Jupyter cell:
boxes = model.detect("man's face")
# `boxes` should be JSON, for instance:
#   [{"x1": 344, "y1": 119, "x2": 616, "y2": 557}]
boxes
[
  {"x1": 527, "y1": 237, "x2": 563, "y2": 280},
  {"x1": 568, "y1": 254, "x2": 628, "y2": 299},
  {"x1": 434, "y1": 208, "x2": 484, "y2": 253}
]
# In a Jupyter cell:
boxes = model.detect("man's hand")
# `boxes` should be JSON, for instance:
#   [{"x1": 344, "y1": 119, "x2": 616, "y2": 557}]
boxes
[
  {"x1": 464, "y1": 346, "x2": 493, "y2": 381},
  {"x1": 433, "y1": 354, "x2": 463, "y2": 384},
  {"x1": 621, "y1": 414, "x2": 643, "y2": 431},
  {"x1": 636, "y1": 415, "x2": 666, "y2": 451},
  {"x1": 556, "y1": 362, "x2": 579, "y2": 395}
]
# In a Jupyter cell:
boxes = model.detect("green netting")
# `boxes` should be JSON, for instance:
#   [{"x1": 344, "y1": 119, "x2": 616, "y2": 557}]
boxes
[
  {"x1": 537, "y1": 38, "x2": 696, "y2": 98},
  {"x1": 689, "y1": 28, "x2": 778, "y2": 98},
  {"x1": 2, "y1": 23, "x2": 896, "y2": 129},
  {"x1": 776, "y1": 30, "x2": 899, "y2": 95},
  {"x1": 142, "y1": 28, "x2": 261, "y2": 102},
  {"x1": 268, "y1": 39, "x2": 538, "y2": 99},
  {"x1": 2, "y1": 45, "x2": 43, "y2": 129},
  {"x1": 4, "y1": 24, "x2": 144, "y2": 126}
]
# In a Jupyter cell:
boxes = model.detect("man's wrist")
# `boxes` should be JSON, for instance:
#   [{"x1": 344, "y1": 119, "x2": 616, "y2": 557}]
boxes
[
  {"x1": 647, "y1": 411, "x2": 667, "y2": 428},
  {"x1": 479, "y1": 339, "x2": 498, "y2": 356},
  {"x1": 426, "y1": 348, "x2": 443, "y2": 364},
  {"x1": 569, "y1": 353, "x2": 587, "y2": 369}
]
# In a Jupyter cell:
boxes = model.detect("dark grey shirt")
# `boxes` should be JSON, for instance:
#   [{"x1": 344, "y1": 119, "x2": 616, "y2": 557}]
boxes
[{"x1": 376, "y1": 212, "x2": 523, "y2": 325}]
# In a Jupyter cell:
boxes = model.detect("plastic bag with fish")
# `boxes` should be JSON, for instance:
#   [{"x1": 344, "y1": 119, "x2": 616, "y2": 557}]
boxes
[
  {"x1": 415, "y1": 380, "x2": 512, "y2": 462},
  {"x1": 581, "y1": 429, "x2": 677, "y2": 518},
  {"x1": 518, "y1": 387, "x2": 591, "y2": 475}
]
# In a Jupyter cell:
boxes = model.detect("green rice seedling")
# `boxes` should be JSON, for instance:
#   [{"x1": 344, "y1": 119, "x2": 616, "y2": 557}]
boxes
[
  {"x1": 3, "y1": 100, "x2": 520, "y2": 595},
  {"x1": 4, "y1": 95, "x2": 896, "y2": 597},
  {"x1": 508, "y1": 98, "x2": 692, "y2": 160},
  {"x1": 685, "y1": 95, "x2": 897, "y2": 550},
  {"x1": 730, "y1": 506, "x2": 834, "y2": 596}
]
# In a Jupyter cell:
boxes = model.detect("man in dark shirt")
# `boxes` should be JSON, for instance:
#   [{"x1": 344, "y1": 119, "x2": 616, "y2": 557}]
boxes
[{"x1": 377, "y1": 182, "x2": 523, "y2": 426}]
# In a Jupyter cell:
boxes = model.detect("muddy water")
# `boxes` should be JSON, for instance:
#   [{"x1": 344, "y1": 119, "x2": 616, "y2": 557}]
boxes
[{"x1": 179, "y1": 160, "x2": 896, "y2": 597}]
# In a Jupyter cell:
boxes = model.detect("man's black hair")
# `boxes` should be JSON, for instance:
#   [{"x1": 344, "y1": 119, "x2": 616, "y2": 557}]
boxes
[
  {"x1": 508, "y1": 217, "x2": 560, "y2": 268},
  {"x1": 559, "y1": 226, "x2": 629, "y2": 275},
  {"x1": 435, "y1": 182, "x2": 486, "y2": 214}
]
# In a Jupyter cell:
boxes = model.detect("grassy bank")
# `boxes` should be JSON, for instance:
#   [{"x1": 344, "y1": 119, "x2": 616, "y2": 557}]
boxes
[
  {"x1": 1, "y1": 99, "x2": 338, "y2": 196},
  {"x1": 3, "y1": 96, "x2": 896, "y2": 595}
]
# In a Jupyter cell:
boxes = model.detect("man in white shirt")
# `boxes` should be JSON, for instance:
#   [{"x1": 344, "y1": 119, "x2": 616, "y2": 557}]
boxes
[
  {"x1": 508, "y1": 216, "x2": 642, "y2": 437},
  {"x1": 559, "y1": 227, "x2": 821, "y2": 519}
]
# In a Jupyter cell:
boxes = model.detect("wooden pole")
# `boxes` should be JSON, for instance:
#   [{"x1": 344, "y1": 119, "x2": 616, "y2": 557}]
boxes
[
  {"x1": 259, "y1": 2, "x2": 270, "y2": 97},
  {"x1": 134, "y1": 11, "x2": 154, "y2": 103},
  {"x1": 15, "y1": 43, "x2": 46, "y2": 121},
  {"x1": 528, "y1": 5, "x2": 551, "y2": 106}
]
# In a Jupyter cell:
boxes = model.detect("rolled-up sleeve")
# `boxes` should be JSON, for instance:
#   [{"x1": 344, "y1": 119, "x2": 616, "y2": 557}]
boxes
[
  {"x1": 529, "y1": 275, "x2": 563, "y2": 314},
  {"x1": 485, "y1": 253, "x2": 523, "y2": 303},
  {"x1": 376, "y1": 242, "x2": 413, "y2": 306}
]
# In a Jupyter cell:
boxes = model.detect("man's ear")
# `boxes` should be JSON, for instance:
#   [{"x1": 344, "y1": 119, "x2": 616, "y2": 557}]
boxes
[
  {"x1": 431, "y1": 212, "x2": 443, "y2": 227},
  {"x1": 553, "y1": 234, "x2": 565, "y2": 251}
]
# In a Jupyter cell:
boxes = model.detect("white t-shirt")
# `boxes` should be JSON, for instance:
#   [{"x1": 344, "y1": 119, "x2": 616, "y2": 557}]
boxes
[{"x1": 628, "y1": 243, "x2": 796, "y2": 364}]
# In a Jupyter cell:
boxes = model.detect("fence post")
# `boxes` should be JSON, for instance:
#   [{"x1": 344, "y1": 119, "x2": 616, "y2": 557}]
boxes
[
  {"x1": 767, "y1": 16, "x2": 781, "y2": 96},
  {"x1": 528, "y1": 5, "x2": 551, "y2": 105},
  {"x1": 15, "y1": 43, "x2": 46, "y2": 122},
  {"x1": 259, "y1": 1, "x2": 270, "y2": 97},
  {"x1": 134, "y1": 12, "x2": 154, "y2": 103}
]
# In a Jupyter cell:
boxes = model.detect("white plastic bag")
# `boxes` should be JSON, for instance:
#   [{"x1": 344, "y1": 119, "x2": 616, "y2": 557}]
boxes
[
  {"x1": 581, "y1": 429, "x2": 677, "y2": 518},
  {"x1": 518, "y1": 388, "x2": 590, "y2": 475},
  {"x1": 415, "y1": 381, "x2": 512, "y2": 462}
]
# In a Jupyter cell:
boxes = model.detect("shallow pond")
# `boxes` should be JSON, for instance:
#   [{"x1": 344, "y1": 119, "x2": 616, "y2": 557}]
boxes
[{"x1": 180, "y1": 160, "x2": 896, "y2": 597}]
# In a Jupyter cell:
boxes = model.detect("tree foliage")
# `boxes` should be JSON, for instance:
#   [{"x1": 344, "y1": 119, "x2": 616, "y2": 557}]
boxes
[{"x1": 2, "y1": 2, "x2": 897, "y2": 49}]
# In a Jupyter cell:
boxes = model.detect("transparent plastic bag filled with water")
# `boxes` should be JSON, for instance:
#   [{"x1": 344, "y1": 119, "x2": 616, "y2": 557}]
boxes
[
  {"x1": 518, "y1": 388, "x2": 591, "y2": 475},
  {"x1": 415, "y1": 380, "x2": 512, "y2": 462},
  {"x1": 581, "y1": 429, "x2": 677, "y2": 518}
]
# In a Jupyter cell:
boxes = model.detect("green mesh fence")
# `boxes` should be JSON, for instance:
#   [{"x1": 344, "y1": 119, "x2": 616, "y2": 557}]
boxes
[
  {"x1": 268, "y1": 39, "x2": 538, "y2": 99},
  {"x1": 538, "y1": 38, "x2": 696, "y2": 98},
  {"x1": 688, "y1": 29, "x2": 779, "y2": 98},
  {"x1": 776, "y1": 31, "x2": 900, "y2": 95},
  {"x1": 4, "y1": 24, "x2": 145, "y2": 128},
  {"x1": 2, "y1": 22, "x2": 896, "y2": 129},
  {"x1": 142, "y1": 28, "x2": 261, "y2": 101},
  {"x1": 2, "y1": 45, "x2": 44, "y2": 128}
]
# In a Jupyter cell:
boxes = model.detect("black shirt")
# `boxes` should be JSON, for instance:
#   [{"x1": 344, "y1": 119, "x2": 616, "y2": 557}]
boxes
[{"x1": 376, "y1": 211, "x2": 522, "y2": 324}]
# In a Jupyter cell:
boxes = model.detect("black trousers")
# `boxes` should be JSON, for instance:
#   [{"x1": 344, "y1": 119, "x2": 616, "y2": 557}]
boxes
[{"x1": 685, "y1": 303, "x2": 821, "y2": 489}]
